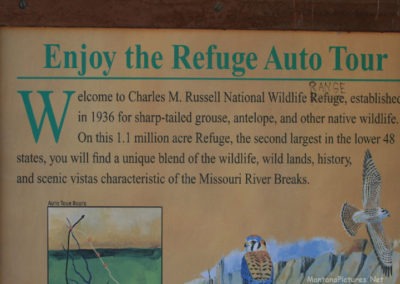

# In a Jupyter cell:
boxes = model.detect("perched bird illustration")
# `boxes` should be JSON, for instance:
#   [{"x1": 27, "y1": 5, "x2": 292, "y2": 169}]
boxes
[
  {"x1": 341, "y1": 150, "x2": 393, "y2": 276},
  {"x1": 241, "y1": 235, "x2": 274, "y2": 284}
]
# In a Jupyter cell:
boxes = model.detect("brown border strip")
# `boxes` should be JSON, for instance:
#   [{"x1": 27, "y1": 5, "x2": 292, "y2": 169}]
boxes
[{"x1": 1, "y1": 0, "x2": 400, "y2": 31}]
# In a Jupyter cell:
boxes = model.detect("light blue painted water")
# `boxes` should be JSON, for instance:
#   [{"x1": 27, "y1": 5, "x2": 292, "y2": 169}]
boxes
[{"x1": 49, "y1": 248, "x2": 162, "y2": 284}]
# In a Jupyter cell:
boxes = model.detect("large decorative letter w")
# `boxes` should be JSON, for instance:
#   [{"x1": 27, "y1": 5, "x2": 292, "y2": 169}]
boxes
[{"x1": 18, "y1": 90, "x2": 75, "y2": 143}]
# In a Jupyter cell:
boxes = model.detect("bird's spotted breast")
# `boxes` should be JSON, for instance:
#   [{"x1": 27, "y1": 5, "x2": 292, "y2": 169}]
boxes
[{"x1": 244, "y1": 251, "x2": 273, "y2": 280}]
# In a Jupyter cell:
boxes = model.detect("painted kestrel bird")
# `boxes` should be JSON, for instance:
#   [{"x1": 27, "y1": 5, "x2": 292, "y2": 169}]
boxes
[
  {"x1": 241, "y1": 235, "x2": 274, "y2": 284},
  {"x1": 341, "y1": 150, "x2": 392, "y2": 276}
]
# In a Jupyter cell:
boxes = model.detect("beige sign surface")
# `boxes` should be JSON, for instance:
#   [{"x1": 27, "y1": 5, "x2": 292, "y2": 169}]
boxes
[{"x1": 0, "y1": 28, "x2": 399, "y2": 283}]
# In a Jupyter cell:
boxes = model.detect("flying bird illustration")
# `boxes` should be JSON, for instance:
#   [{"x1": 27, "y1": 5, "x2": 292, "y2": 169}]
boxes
[
  {"x1": 241, "y1": 235, "x2": 274, "y2": 284},
  {"x1": 341, "y1": 150, "x2": 393, "y2": 276}
]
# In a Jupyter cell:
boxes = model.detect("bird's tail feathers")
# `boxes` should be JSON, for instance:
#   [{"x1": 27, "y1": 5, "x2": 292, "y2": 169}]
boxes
[
  {"x1": 382, "y1": 265, "x2": 392, "y2": 277},
  {"x1": 341, "y1": 202, "x2": 361, "y2": 236}
]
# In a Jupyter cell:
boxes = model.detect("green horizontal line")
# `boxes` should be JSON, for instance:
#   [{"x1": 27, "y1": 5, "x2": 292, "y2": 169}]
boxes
[{"x1": 16, "y1": 76, "x2": 400, "y2": 82}]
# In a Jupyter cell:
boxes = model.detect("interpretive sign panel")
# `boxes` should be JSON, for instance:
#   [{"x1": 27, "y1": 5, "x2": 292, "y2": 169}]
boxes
[{"x1": 0, "y1": 28, "x2": 399, "y2": 283}]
